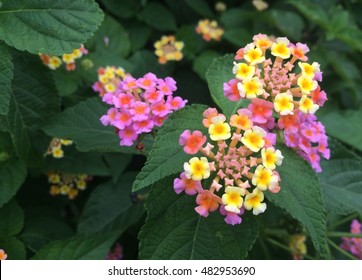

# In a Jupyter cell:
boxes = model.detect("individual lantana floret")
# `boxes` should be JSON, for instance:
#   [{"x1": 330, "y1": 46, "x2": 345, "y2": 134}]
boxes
[
  {"x1": 47, "y1": 171, "x2": 92, "y2": 199},
  {"x1": 0, "y1": 249, "x2": 7, "y2": 260},
  {"x1": 92, "y1": 66, "x2": 129, "y2": 97},
  {"x1": 174, "y1": 108, "x2": 283, "y2": 225},
  {"x1": 224, "y1": 34, "x2": 330, "y2": 172},
  {"x1": 98, "y1": 72, "x2": 187, "y2": 147},
  {"x1": 195, "y1": 19, "x2": 224, "y2": 42},
  {"x1": 39, "y1": 45, "x2": 88, "y2": 71},
  {"x1": 154, "y1": 35, "x2": 184, "y2": 64},
  {"x1": 44, "y1": 138, "x2": 73, "y2": 159}
]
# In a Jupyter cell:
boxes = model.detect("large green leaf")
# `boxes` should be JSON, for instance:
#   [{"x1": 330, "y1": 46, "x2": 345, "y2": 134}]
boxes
[
  {"x1": 100, "y1": 0, "x2": 141, "y2": 19},
  {"x1": 77, "y1": 173, "x2": 141, "y2": 235},
  {"x1": 0, "y1": 0, "x2": 104, "y2": 55},
  {"x1": 139, "y1": 177, "x2": 259, "y2": 259},
  {"x1": 206, "y1": 54, "x2": 247, "y2": 117},
  {"x1": 32, "y1": 232, "x2": 118, "y2": 260},
  {"x1": 0, "y1": 159, "x2": 27, "y2": 208},
  {"x1": 319, "y1": 139, "x2": 362, "y2": 215},
  {"x1": 86, "y1": 15, "x2": 130, "y2": 58},
  {"x1": 288, "y1": 0, "x2": 329, "y2": 29},
  {"x1": 185, "y1": 0, "x2": 214, "y2": 18},
  {"x1": 0, "y1": 237, "x2": 26, "y2": 260},
  {"x1": 3, "y1": 53, "x2": 60, "y2": 161},
  {"x1": 265, "y1": 146, "x2": 327, "y2": 255},
  {"x1": 0, "y1": 200, "x2": 24, "y2": 238},
  {"x1": 138, "y1": 2, "x2": 177, "y2": 31},
  {"x1": 20, "y1": 217, "x2": 73, "y2": 252},
  {"x1": 0, "y1": 43, "x2": 13, "y2": 115},
  {"x1": 268, "y1": 10, "x2": 304, "y2": 41},
  {"x1": 43, "y1": 98, "x2": 137, "y2": 153},
  {"x1": 104, "y1": 153, "x2": 133, "y2": 183},
  {"x1": 192, "y1": 50, "x2": 220, "y2": 81},
  {"x1": 321, "y1": 110, "x2": 362, "y2": 152},
  {"x1": 132, "y1": 104, "x2": 207, "y2": 191}
]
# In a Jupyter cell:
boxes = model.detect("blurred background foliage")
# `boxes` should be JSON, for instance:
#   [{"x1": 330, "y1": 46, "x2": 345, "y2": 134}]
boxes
[{"x1": 0, "y1": 0, "x2": 361, "y2": 260}]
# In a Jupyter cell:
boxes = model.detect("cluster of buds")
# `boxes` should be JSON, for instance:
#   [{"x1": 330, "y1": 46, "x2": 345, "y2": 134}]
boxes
[
  {"x1": 224, "y1": 34, "x2": 330, "y2": 172},
  {"x1": 39, "y1": 45, "x2": 88, "y2": 71},
  {"x1": 47, "y1": 171, "x2": 92, "y2": 199},
  {"x1": 195, "y1": 19, "x2": 224, "y2": 42},
  {"x1": 340, "y1": 219, "x2": 362, "y2": 259},
  {"x1": 154, "y1": 35, "x2": 184, "y2": 64},
  {"x1": 0, "y1": 249, "x2": 7, "y2": 260},
  {"x1": 174, "y1": 108, "x2": 283, "y2": 225},
  {"x1": 105, "y1": 243, "x2": 123, "y2": 260},
  {"x1": 44, "y1": 138, "x2": 73, "y2": 159},
  {"x1": 100, "y1": 72, "x2": 187, "y2": 147},
  {"x1": 93, "y1": 66, "x2": 128, "y2": 97}
]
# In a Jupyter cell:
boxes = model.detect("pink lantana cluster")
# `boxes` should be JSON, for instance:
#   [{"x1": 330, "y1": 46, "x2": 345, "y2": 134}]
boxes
[
  {"x1": 174, "y1": 108, "x2": 284, "y2": 225},
  {"x1": 224, "y1": 34, "x2": 330, "y2": 172},
  {"x1": 340, "y1": 219, "x2": 362, "y2": 259},
  {"x1": 99, "y1": 72, "x2": 188, "y2": 146}
]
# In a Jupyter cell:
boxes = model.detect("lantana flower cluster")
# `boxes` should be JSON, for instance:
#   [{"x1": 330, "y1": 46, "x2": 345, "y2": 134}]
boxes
[
  {"x1": 106, "y1": 243, "x2": 123, "y2": 260},
  {"x1": 289, "y1": 234, "x2": 307, "y2": 260},
  {"x1": 174, "y1": 108, "x2": 283, "y2": 225},
  {"x1": 100, "y1": 72, "x2": 187, "y2": 146},
  {"x1": 154, "y1": 35, "x2": 184, "y2": 64},
  {"x1": 224, "y1": 34, "x2": 330, "y2": 172},
  {"x1": 195, "y1": 19, "x2": 224, "y2": 42},
  {"x1": 45, "y1": 138, "x2": 73, "y2": 159},
  {"x1": 340, "y1": 219, "x2": 362, "y2": 259},
  {"x1": 39, "y1": 45, "x2": 88, "y2": 71},
  {"x1": 47, "y1": 171, "x2": 91, "y2": 199},
  {"x1": 93, "y1": 66, "x2": 128, "y2": 97}
]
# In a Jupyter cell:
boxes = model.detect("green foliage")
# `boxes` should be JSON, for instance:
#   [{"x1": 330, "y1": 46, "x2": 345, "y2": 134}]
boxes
[
  {"x1": 206, "y1": 54, "x2": 247, "y2": 117},
  {"x1": 0, "y1": 0, "x2": 104, "y2": 55},
  {"x1": 139, "y1": 177, "x2": 259, "y2": 259},
  {"x1": 133, "y1": 104, "x2": 207, "y2": 192},
  {"x1": 319, "y1": 139, "x2": 362, "y2": 215},
  {"x1": 2, "y1": 53, "x2": 60, "y2": 162},
  {"x1": 138, "y1": 2, "x2": 177, "y2": 31},
  {"x1": 0, "y1": 200, "x2": 24, "y2": 238},
  {"x1": 265, "y1": 146, "x2": 327, "y2": 255},
  {"x1": 43, "y1": 98, "x2": 134, "y2": 153},
  {"x1": 0, "y1": 159, "x2": 27, "y2": 208},
  {"x1": 192, "y1": 50, "x2": 220, "y2": 81},
  {"x1": 78, "y1": 173, "x2": 143, "y2": 235},
  {"x1": 321, "y1": 110, "x2": 362, "y2": 152},
  {"x1": 0, "y1": 42, "x2": 13, "y2": 115},
  {"x1": 32, "y1": 232, "x2": 119, "y2": 260}
]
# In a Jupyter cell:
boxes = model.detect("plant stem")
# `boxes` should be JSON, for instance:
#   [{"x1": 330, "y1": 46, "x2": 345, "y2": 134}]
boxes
[
  {"x1": 328, "y1": 213, "x2": 359, "y2": 229},
  {"x1": 266, "y1": 237, "x2": 315, "y2": 260},
  {"x1": 327, "y1": 232, "x2": 362, "y2": 238},
  {"x1": 326, "y1": 238, "x2": 358, "y2": 260}
]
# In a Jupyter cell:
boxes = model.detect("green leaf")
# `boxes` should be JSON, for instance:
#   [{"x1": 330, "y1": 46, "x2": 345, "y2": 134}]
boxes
[
  {"x1": 86, "y1": 15, "x2": 131, "y2": 58},
  {"x1": 127, "y1": 21, "x2": 152, "y2": 53},
  {"x1": 3, "y1": 53, "x2": 60, "y2": 161},
  {"x1": 0, "y1": 0, "x2": 104, "y2": 55},
  {"x1": 139, "y1": 177, "x2": 259, "y2": 259},
  {"x1": 43, "y1": 98, "x2": 137, "y2": 153},
  {"x1": 220, "y1": 8, "x2": 249, "y2": 28},
  {"x1": 176, "y1": 25, "x2": 206, "y2": 58},
  {"x1": 138, "y1": 2, "x2": 177, "y2": 31},
  {"x1": 78, "y1": 173, "x2": 138, "y2": 235},
  {"x1": 100, "y1": 0, "x2": 141, "y2": 19},
  {"x1": 0, "y1": 42, "x2": 13, "y2": 115},
  {"x1": 45, "y1": 150, "x2": 111, "y2": 176},
  {"x1": 20, "y1": 217, "x2": 73, "y2": 252},
  {"x1": 104, "y1": 153, "x2": 133, "y2": 183},
  {"x1": 185, "y1": 0, "x2": 214, "y2": 18},
  {"x1": 320, "y1": 110, "x2": 362, "y2": 152},
  {"x1": 288, "y1": 0, "x2": 329, "y2": 29},
  {"x1": 192, "y1": 50, "x2": 220, "y2": 81},
  {"x1": 206, "y1": 54, "x2": 247, "y2": 117},
  {"x1": 319, "y1": 139, "x2": 362, "y2": 215},
  {"x1": 133, "y1": 104, "x2": 207, "y2": 191},
  {"x1": 0, "y1": 237, "x2": 26, "y2": 260},
  {"x1": 0, "y1": 159, "x2": 27, "y2": 208},
  {"x1": 32, "y1": 232, "x2": 119, "y2": 260},
  {"x1": 265, "y1": 146, "x2": 327, "y2": 255},
  {"x1": 0, "y1": 200, "x2": 24, "y2": 238},
  {"x1": 268, "y1": 10, "x2": 304, "y2": 41},
  {"x1": 336, "y1": 27, "x2": 362, "y2": 52},
  {"x1": 223, "y1": 28, "x2": 252, "y2": 47}
]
